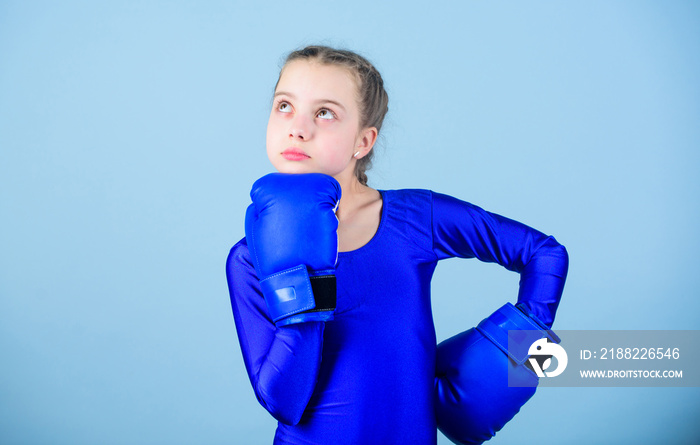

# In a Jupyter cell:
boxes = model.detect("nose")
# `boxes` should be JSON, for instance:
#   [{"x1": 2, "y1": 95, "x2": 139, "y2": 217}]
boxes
[{"x1": 289, "y1": 114, "x2": 313, "y2": 140}]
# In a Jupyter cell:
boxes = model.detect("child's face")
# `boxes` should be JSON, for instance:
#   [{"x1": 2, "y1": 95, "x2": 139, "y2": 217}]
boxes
[{"x1": 266, "y1": 60, "x2": 365, "y2": 180}]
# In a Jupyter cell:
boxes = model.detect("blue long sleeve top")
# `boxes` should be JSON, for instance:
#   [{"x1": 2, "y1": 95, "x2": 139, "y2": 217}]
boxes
[{"x1": 226, "y1": 189, "x2": 568, "y2": 445}]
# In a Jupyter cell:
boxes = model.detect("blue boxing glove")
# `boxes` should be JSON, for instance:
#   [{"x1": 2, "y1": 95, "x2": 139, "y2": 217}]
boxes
[
  {"x1": 435, "y1": 302, "x2": 560, "y2": 444},
  {"x1": 245, "y1": 173, "x2": 341, "y2": 326}
]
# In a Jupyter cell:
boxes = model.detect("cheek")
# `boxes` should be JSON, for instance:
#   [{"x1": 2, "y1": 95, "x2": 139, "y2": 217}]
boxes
[
  {"x1": 328, "y1": 125, "x2": 358, "y2": 151},
  {"x1": 266, "y1": 121, "x2": 282, "y2": 165},
  {"x1": 325, "y1": 133, "x2": 355, "y2": 163},
  {"x1": 266, "y1": 115, "x2": 283, "y2": 147}
]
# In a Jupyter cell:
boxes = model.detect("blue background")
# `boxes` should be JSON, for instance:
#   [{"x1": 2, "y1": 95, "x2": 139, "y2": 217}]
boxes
[{"x1": 1, "y1": 1, "x2": 698, "y2": 443}]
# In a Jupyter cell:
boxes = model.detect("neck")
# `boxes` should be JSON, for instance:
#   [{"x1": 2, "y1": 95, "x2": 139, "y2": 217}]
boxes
[{"x1": 334, "y1": 173, "x2": 375, "y2": 221}]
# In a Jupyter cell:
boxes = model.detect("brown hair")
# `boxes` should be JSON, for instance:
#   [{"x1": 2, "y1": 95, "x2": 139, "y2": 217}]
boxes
[{"x1": 276, "y1": 45, "x2": 389, "y2": 186}]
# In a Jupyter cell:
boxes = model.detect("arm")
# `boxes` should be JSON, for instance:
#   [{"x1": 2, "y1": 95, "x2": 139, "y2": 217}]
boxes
[
  {"x1": 431, "y1": 191, "x2": 568, "y2": 327},
  {"x1": 432, "y1": 192, "x2": 569, "y2": 444},
  {"x1": 226, "y1": 240, "x2": 324, "y2": 425}
]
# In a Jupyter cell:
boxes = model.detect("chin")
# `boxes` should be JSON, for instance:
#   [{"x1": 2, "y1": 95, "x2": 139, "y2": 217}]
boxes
[{"x1": 272, "y1": 162, "x2": 316, "y2": 175}]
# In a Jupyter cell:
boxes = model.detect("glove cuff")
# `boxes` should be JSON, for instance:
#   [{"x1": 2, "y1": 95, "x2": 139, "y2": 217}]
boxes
[
  {"x1": 476, "y1": 302, "x2": 559, "y2": 366},
  {"x1": 260, "y1": 265, "x2": 336, "y2": 326},
  {"x1": 514, "y1": 302, "x2": 560, "y2": 342}
]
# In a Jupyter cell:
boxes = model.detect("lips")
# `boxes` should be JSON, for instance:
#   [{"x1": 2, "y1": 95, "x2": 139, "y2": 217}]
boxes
[{"x1": 282, "y1": 148, "x2": 310, "y2": 161}]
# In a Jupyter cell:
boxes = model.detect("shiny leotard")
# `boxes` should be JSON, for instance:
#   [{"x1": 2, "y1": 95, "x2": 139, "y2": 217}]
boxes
[{"x1": 226, "y1": 189, "x2": 568, "y2": 444}]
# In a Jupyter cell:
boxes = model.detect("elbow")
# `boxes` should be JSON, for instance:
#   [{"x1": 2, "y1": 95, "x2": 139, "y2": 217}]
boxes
[
  {"x1": 255, "y1": 386, "x2": 306, "y2": 425},
  {"x1": 540, "y1": 236, "x2": 569, "y2": 280},
  {"x1": 556, "y1": 241, "x2": 569, "y2": 280},
  {"x1": 245, "y1": 320, "x2": 324, "y2": 427},
  {"x1": 273, "y1": 407, "x2": 305, "y2": 426}
]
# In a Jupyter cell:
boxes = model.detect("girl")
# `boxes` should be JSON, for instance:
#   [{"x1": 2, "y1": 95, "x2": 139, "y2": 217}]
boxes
[{"x1": 226, "y1": 45, "x2": 568, "y2": 444}]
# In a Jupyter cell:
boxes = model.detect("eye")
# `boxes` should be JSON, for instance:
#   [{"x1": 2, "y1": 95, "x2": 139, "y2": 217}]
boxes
[
  {"x1": 277, "y1": 101, "x2": 292, "y2": 113},
  {"x1": 317, "y1": 108, "x2": 335, "y2": 120}
]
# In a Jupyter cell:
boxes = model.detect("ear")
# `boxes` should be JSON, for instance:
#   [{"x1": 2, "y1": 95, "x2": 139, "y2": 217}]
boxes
[{"x1": 354, "y1": 127, "x2": 378, "y2": 159}]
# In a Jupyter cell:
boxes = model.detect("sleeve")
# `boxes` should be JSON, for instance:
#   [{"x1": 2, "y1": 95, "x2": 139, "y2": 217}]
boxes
[
  {"x1": 431, "y1": 192, "x2": 569, "y2": 328},
  {"x1": 225, "y1": 238, "x2": 325, "y2": 425}
]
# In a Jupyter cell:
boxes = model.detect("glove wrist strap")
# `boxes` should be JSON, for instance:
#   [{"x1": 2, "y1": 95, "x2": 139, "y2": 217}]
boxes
[
  {"x1": 476, "y1": 302, "x2": 559, "y2": 366},
  {"x1": 260, "y1": 265, "x2": 336, "y2": 326},
  {"x1": 309, "y1": 275, "x2": 336, "y2": 313}
]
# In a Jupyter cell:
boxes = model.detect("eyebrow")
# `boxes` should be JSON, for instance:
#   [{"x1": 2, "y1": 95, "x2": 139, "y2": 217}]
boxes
[{"x1": 274, "y1": 91, "x2": 347, "y2": 112}]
